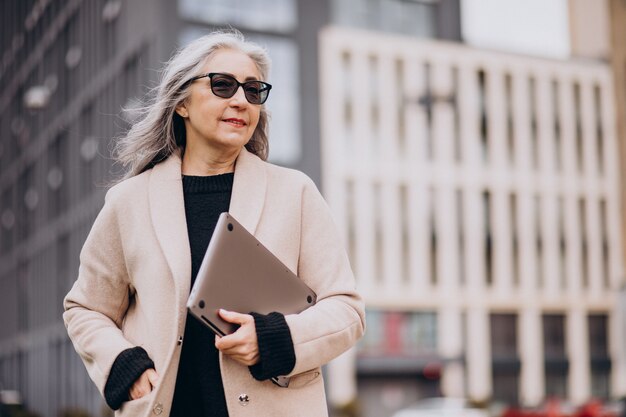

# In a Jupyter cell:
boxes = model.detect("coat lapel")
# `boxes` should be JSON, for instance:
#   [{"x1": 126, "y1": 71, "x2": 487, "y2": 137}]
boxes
[
  {"x1": 229, "y1": 147, "x2": 267, "y2": 235},
  {"x1": 149, "y1": 152, "x2": 191, "y2": 312}
]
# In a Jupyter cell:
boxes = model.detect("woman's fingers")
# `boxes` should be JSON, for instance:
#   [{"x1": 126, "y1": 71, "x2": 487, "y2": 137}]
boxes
[
  {"x1": 146, "y1": 368, "x2": 159, "y2": 388},
  {"x1": 218, "y1": 346, "x2": 260, "y2": 365},
  {"x1": 218, "y1": 309, "x2": 252, "y2": 325},
  {"x1": 129, "y1": 369, "x2": 158, "y2": 400},
  {"x1": 215, "y1": 310, "x2": 260, "y2": 366}
]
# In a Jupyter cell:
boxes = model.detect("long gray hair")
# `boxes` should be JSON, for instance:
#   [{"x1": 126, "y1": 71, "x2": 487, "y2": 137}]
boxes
[{"x1": 114, "y1": 30, "x2": 271, "y2": 180}]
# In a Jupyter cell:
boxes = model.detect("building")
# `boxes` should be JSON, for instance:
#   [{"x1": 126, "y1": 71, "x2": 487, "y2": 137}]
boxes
[
  {"x1": 1, "y1": 1, "x2": 624, "y2": 417},
  {"x1": 0, "y1": 0, "x2": 327, "y2": 415},
  {"x1": 607, "y1": 0, "x2": 626, "y2": 280},
  {"x1": 319, "y1": 1, "x2": 625, "y2": 416}
]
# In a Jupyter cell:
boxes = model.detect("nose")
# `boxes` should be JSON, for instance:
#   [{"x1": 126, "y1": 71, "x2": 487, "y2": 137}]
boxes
[{"x1": 229, "y1": 85, "x2": 248, "y2": 106}]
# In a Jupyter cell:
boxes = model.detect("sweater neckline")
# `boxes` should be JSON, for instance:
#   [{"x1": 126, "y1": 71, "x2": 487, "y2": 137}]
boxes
[{"x1": 182, "y1": 172, "x2": 234, "y2": 194}]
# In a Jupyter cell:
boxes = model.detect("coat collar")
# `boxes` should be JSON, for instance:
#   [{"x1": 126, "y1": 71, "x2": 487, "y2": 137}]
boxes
[{"x1": 148, "y1": 147, "x2": 267, "y2": 310}]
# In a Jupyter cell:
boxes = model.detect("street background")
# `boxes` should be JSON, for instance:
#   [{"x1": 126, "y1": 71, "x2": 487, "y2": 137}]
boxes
[{"x1": 0, "y1": 1, "x2": 625, "y2": 416}]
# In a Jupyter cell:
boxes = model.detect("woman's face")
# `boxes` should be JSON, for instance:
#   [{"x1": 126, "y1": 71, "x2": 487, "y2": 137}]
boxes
[{"x1": 177, "y1": 48, "x2": 262, "y2": 156}]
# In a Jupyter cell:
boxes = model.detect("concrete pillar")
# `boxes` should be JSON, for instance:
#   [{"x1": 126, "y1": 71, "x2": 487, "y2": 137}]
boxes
[
  {"x1": 327, "y1": 347, "x2": 358, "y2": 407},
  {"x1": 467, "y1": 308, "x2": 491, "y2": 402},
  {"x1": 567, "y1": 308, "x2": 590, "y2": 404},
  {"x1": 610, "y1": 298, "x2": 626, "y2": 397},
  {"x1": 439, "y1": 307, "x2": 464, "y2": 398}
]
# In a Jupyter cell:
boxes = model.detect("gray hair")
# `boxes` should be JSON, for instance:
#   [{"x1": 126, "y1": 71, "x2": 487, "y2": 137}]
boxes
[{"x1": 113, "y1": 30, "x2": 271, "y2": 180}]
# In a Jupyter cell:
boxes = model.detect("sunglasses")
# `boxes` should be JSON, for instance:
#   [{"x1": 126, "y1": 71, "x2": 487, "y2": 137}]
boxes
[{"x1": 183, "y1": 72, "x2": 272, "y2": 105}]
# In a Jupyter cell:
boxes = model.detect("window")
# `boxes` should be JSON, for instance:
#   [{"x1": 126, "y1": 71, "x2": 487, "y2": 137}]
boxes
[
  {"x1": 529, "y1": 77, "x2": 538, "y2": 170},
  {"x1": 374, "y1": 182, "x2": 383, "y2": 284},
  {"x1": 429, "y1": 187, "x2": 438, "y2": 285},
  {"x1": 574, "y1": 83, "x2": 583, "y2": 173},
  {"x1": 553, "y1": 80, "x2": 562, "y2": 171},
  {"x1": 535, "y1": 195, "x2": 543, "y2": 288},
  {"x1": 594, "y1": 84, "x2": 604, "y2": 176},
  {"x1": 491, "y1": 313, "x2": 520, "y2": 405},
  {"x1": 331, "y1": 0, "x2": 438, "y2": 38},
  {"x1": 491, "y1": 313, "x2": 518, "y2": 358},
  {"x1": 588, "y1": 314, "x2": 611, "y2": 399},
  {"x1": 579, "y1": 198, "x2": 588, "y2": 288},
  {"x1": 510, "y1": 193, "x2": 519, "y2": 287},
  {"x1": 543, "y1": 314, "x2": 568, "y2": 397},
  {"x1": 484, "y1": 191, "x2": 492, "y2": 286},
  {"x1": 179, "y1": 0, "x2": 297, "y2": 33},
  {"x1": 599, "y1": 199, "x2": 609, "y2": 289},
  {"x1": 401, "y1": 184, "x2": 410, "y2": 285},
  {"x1": 457, "y1": 189, "x2": 465, "y2": 286},
  {"x1": 479, "y1": 70, "x2": 488, "y2": 163},
  {"x1": 558, "y1": 197, "x2": 567, "y2": 289},
  {"x1": 505, "y1": 73, "x2": 514, "y2": 165}
]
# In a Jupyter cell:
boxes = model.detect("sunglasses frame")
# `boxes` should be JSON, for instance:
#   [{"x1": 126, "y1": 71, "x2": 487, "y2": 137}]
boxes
[{"x1": 183, "y1": 72, "x2": 272, "y2": 105}]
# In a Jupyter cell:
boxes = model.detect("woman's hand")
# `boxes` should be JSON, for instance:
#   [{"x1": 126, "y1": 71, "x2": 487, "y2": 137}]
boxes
[
  {"x1": 215, "y1": 309, "x2": 260, "y2": 366},
  {"x1": 129, "y1": 368, "x2": 159, "y2": 401}
]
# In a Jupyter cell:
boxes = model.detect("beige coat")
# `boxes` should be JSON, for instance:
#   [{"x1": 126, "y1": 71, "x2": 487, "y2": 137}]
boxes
[{"x1": 63, "y1": 148, "x2": 365, "y2": 417}]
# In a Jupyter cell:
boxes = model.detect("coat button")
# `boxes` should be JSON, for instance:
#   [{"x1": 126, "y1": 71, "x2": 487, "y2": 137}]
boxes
[
  {"x1": 238, "y1": 393, "x2": 250, "y2": 406},
  {"x1": 177, "y1": 336, "x2": 183, "y2": 345},
  {"x1": 153, "y1": 403, "x2": 163, "y2": 415}
]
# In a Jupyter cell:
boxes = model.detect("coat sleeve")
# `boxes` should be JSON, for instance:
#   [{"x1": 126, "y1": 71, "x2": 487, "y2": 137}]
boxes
[
  {"x1": 284, "y1": 177, "x2": 366, "y2": 376},
  {"x1": 62, "y1": 188, "x2": 136, "y2": 394}
]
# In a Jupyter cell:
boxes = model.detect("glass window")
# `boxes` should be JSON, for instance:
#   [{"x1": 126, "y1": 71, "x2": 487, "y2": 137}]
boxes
[
  {"x1": 545, "y1": 369, "x2": 568, "y2": 398},
  {"x1": 178, "y1": 0, "x2": 297, "y2": 33},
  {"x1": 590, "y1": 369, "x2": 610, "y2": 399},
  {"x1": 543, "y1": 314, "x2": 568, "y2": 398},
  {"x1": 543, "y1": 314, "x2": 566, "y2": 358},
  {"x1": 588, "y1": 314, "x2": 608, "y2": 358},
  {"x1": 491, "y1": 314, "x2": 520, "y2": 405},
  {"x1": 331, "y1": 0, "x2": 437, "y2": 38},
  {"x1": 492, "y1": 370, "x2": 519, "y2": 405},
  {"x1": 490, "y1": 313, "x2": 518, "y2": 358}
]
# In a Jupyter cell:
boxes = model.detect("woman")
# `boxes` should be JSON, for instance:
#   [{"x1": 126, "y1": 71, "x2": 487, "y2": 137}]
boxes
[{"x1": 63, "y1": 30, "x2": 365, "y2": 417}]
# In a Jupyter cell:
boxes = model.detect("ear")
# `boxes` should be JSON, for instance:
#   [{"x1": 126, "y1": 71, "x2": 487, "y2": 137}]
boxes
[{"x1": 175, "y1": 102, "x2": 188, "y2": 118}]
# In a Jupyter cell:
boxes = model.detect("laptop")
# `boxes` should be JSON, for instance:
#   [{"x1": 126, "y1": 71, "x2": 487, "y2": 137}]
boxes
[
  {"x1": 187, "y1": 213, "x2": 317, "y2": 387},
  {"x1": 187, "y1": 211, "x2": 317, "y2": 336}
]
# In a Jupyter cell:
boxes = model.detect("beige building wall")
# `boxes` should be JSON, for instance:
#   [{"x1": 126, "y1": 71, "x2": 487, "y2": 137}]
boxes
[
  {"x1": 608, "y1": 0, "x2": 626, "y2": 296},
  {"x1": 610, "y1": 1, "x2": 626, "y2": 399},
  {"x1": 321, "y1": 25, "x2": 625, "y2": 409},
  {"x1": 568, "y1": 0, "x2": 611, "y2": 60}
]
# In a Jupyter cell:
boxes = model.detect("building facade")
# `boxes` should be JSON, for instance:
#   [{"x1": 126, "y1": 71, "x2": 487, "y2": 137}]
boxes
[
  {"x1": 0, "y1": 1, "x2": 172, "y2": 415},
  {"x1": 320, "y1": 23, "x2": 624, "y2": 417},
  {"x1": 0, "y1": 0, "x2": 327, "y2": 415},
  {"x1": 2, "y1": 1, "x2": 623, "y2": 417}
]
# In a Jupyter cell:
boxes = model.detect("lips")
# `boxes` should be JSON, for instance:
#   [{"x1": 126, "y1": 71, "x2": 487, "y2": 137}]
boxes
[{"x1": 222, "y1": 118, "x2": 247, "y2": 127}]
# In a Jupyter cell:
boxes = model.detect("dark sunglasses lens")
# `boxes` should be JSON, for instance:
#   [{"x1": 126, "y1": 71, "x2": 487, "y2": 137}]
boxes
[
  {"x1": 209, "y1": 74, "x2": 269, "y2": 104},
  {"x1": 210, "y1": 75, "x2": 238, "y2": 98},
  {"x1": 243, "y1": 81, "x2": 267, "y2": 104}
]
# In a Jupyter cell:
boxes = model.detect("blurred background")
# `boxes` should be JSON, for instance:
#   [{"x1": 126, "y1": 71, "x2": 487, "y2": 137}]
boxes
[{"x1": 0, "y1": 1, "x2": 625, "y2": 417}]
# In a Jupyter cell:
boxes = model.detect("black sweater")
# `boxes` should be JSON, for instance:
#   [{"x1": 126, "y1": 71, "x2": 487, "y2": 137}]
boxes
[{"x1": 103, "y1": 173, "x2": 296, "y2": 415}]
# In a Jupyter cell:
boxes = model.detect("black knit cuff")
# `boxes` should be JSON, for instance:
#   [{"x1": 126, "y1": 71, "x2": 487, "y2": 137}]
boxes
[
  {"x1": 249, "y1": 312, "x2": 296, "y2": 381},
  {"x1": 104, "y1": 346, "x2": 154, "y2": 410}
]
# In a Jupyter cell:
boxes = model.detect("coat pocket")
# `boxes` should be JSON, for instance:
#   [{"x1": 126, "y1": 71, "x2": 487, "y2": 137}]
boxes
[
  {"x1": 118, "y1": 390, "x2": 156, "y2": 416},
  {"x1": 287, "y1": 367, "x2": 322, "y2": 389}
]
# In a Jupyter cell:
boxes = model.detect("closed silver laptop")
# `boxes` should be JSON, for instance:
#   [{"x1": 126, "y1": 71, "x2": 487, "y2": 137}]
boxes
[{"x1": 187, "y1": 211, "x2": 316, "y2": 328}]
